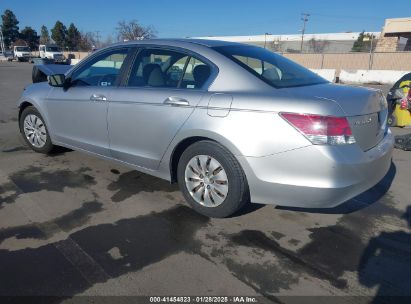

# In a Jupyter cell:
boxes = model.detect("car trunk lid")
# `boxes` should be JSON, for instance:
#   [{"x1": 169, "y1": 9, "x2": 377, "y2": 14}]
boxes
[{"x1": 283, "y1": 83, "x2": 388, "y2": 151}]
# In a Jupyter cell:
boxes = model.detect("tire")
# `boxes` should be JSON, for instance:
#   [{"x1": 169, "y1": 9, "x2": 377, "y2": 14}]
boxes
[
  {"x1": 388, "y1": 114, "x2": 397, "y2": 127},
  {"x1": 177, "y1": 140, "x2": 249, "y2": 218},
  {"x1": 19, "y1": 106, "x2": 55, "y2": 154}
]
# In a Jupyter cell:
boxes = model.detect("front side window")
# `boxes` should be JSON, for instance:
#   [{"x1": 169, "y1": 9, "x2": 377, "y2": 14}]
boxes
[
  {"x1": 127, "y1": 48, "x2": 211, "y2": 89},
  {"x1": 213, "y1": 45, "x2": 327, "y2": 88},
  {"x1": 71, "y1": 48, "x2": 130, "y2": 87}
]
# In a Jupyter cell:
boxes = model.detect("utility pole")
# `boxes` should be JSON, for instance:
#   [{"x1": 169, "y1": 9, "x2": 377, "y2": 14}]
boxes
[
  {"x1": 369, "y1": 33, "x2": 374, "y2": 70},
  {"x1": 0, "y1": 26, "x2": 6, "y2": 54},
  {"x1": 300, "y1": 13, "x2": 310, "y2": 53},
  {"x1": 95, "y1": 31, "x2": 101, "y2": 48}
]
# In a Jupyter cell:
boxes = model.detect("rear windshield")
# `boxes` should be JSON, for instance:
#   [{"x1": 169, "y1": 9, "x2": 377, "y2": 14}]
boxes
[{"x1": 213, "y1": 45, "x2": 327, "y2": 88}]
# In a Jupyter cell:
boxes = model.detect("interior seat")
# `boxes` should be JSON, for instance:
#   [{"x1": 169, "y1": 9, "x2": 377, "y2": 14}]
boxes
[
  {"x1": 192, "y1": 65, "x2": 211, "y2": 88},
  {"x1": 143, "y1": 64, "x2": 165, "y2": 87}
]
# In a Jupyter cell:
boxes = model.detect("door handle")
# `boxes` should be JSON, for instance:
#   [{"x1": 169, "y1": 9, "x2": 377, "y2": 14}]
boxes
[
  {"x1": 90, "y1": 94, "x2": 107, "y2": 102},
  {"x1": 163, "y1": 96, "x2": 189, "y2": 106}
]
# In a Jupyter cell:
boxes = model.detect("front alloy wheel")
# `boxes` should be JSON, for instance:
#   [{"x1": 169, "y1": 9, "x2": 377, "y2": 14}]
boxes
[
  {"x1": 23, "y1": 114, "x2": 47, "y2": 148},
  {"x1": 19, "y1": 106, "x2": 55, "y2": 154}
]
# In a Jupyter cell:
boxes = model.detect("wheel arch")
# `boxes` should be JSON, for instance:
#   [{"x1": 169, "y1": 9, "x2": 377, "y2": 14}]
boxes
[
  {"x1": 168, "y1": 132, "x2": 243, "y2": 183},
  {"x1": 18, "y1": 101, "x2": 34, "y2": 130}
]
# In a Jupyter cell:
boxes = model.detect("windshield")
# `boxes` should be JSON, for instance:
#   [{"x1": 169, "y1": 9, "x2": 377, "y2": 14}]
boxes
[
  {"x1": 213, "y1": 45, "x2": 327, "y2": 88},
  {"x1": 16, "y1": 47, "x2": 30, "y2": 52},
  {"x1": 46, "y1": 46, "x2": 60, "y2": 52}
]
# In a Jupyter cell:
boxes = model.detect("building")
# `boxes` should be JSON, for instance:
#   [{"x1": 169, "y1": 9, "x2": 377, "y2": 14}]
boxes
[
  {"x1": 376, "y1": 17, "x2": 411, "y2": 52},
  {"x1": 196, "y1": 17, "x2": 411, "y2": 53},
  {"x1": 196, "y1": 32, "x2": 380, "y2": 53}
]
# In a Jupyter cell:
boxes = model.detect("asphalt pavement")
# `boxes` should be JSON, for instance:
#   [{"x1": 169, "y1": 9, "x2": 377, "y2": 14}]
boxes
[{"x1": 1, "y1": 61, "x2": 411, "y2": 304}]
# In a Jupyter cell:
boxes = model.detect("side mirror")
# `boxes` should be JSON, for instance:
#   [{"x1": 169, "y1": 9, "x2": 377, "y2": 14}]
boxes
[{"x1": 47, "y1": 74, "x2": 66, "y2": 87}]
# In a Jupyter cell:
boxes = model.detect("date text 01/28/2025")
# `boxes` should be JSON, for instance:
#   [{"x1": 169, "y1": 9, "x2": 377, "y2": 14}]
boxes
[{"x1": 149, "y1": 296, "x2": 258, "y2": 303}]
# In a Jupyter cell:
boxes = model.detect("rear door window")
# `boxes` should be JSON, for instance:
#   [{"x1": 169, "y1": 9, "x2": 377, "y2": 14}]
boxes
[{"x1": 127, "y1": 48, "x2": 211, "y2": 89}]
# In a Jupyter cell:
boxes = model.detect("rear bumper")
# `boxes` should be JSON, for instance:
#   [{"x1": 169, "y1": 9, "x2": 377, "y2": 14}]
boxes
[{"x1": 239, "y1": 130, "x2": 394, "y2": 208}]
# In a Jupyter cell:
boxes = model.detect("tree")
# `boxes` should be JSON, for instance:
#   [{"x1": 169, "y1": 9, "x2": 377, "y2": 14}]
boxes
[
  {"x1": 19, "y1": 26, "x2": 39, "y2": 49},
  {"x1": 116, "y1": 20, "x2": 156, "y2": 41},
  {"x1": 269, "y1": 39, "x2": 282, "y2": 52},
  {"x1": 352, "y1": 31, "x2": 375, "y2": 52},
  {"x1": 40, "y1": 25, "x2": 50, "y2": 45},
  {"x1": 66, "y1": 23, "x2": 81, "y2": 51},
  {"x1": 78, "y1": 31, "x2": 95, "y2": 51},
  {"x1": 100, "y1": 34, "x2": 114, "y2": 48},
  {"x1": 1, "y1": 9, "x2": 20, "y2": 48},
  {"x1": 308, "y1": 38, "x2": 330, "y2": 53},
  {"x1": 51, "y1": 21, "x2": 67, "y2": 48}
]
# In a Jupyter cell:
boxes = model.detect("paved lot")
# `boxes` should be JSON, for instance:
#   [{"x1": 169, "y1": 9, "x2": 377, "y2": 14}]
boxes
[{"x1": 0, "y1": 62, "x2": 411, "y2": 303}]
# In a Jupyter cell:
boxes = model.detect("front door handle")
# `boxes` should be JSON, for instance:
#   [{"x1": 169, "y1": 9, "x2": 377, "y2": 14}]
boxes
[
  {"x1": 90, "y1": 94, "x2": 107, "y2": 102},
  {"x1": 163, "y1": 96, "x2": 189, "y2": 106}
]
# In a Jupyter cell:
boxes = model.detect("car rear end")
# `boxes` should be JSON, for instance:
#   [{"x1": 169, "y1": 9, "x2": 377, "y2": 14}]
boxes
[
  {"x1": 52, "y1": 53, "x2": 65, "y2": 63},
  {"x1": 242, "y1": 84, "x2": 394, "y2": 208}
]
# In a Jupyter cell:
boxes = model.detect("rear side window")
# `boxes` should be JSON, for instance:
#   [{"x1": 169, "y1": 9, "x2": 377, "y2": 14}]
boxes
[
  {"x1": 127, "y1": 48, "x2": 211, "y2": 89},
  {"x1": 180, "y1": 57, "x2": 210, "y2": 89},
  {"x1": 213, "y1": 45, "x2": 327, "y2": 88}
]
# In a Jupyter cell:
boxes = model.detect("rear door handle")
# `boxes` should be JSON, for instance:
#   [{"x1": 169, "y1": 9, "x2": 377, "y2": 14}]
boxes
[
  {"x1": 90, "y1": 94, "x2": 107, "y2": 102},
  {"x1": 163, "y1": 96, "x2": 189, "y2": 106}
]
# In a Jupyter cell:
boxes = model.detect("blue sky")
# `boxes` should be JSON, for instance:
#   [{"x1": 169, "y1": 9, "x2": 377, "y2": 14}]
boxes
[{"x1": 1, "y1": 0, "x2": 409, "y2": 39}]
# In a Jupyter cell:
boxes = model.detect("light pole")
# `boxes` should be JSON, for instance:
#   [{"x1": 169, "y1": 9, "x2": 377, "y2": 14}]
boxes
[
  {"x1": 300, "y1": 13, "x2": 310, "y2": 53},
  {"x1": 264, "y1": 32, "x2": 271, "y2": 49}
]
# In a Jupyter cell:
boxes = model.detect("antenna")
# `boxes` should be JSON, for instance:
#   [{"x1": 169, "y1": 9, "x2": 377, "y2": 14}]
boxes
[{"x1": 300, "y1": 13, "x2": 310, "y2": 52}]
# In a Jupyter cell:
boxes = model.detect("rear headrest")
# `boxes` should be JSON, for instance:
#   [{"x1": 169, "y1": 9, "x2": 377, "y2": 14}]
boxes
[
  {"x1": 262, "y1": 68, "x2": 280, "y2": 81},
  {"x1": 143, "y1": 64, "x2": 165, "y2": 87},
  {"x1": 193, "y1": 65, "x2": 211, "y2": 88}
]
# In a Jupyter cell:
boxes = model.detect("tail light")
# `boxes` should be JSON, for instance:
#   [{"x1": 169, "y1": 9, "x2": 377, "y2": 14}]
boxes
[{"x1": 280, "y1": 113, "x2": 356, "y2": 145}]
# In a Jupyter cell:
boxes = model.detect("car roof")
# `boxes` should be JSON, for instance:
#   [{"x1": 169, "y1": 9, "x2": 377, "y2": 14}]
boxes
[{"x1": 113, "y1": 38, "x2": 241, "y2": 48}]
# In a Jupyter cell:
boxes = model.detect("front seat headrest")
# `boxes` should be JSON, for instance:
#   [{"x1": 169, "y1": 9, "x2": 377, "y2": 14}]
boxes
[{"x1": 143, "y1": 64, "x2": 165, "y2": 87}]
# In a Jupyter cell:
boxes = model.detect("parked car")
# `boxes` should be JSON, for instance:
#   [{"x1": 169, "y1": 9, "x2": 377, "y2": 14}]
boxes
[
  {"x1": 1, "y1": 50, "x2": 14, "y2": 61},
  {"x1": 17, "y1": 39, "x2": 394, "y2": 217},
  {"x1": 13, "y1": 45, "x2": 31, "y2": 62}
]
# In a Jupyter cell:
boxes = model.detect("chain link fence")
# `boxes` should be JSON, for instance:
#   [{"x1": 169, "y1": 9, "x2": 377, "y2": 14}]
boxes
[{"x1": 280, "y1": 51, "x2": 411, "y2": 71}]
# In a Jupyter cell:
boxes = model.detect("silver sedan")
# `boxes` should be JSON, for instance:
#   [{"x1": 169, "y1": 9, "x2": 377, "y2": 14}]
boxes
[{"x1": 17, "y1": 39, "x2": 394, "y2": 217}]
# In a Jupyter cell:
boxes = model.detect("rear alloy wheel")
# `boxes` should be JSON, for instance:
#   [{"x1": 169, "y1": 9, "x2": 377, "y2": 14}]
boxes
[
  {"x1": 19, "y1": 106, "x2": 55, "y2": 153},
  {"x1": 177, "y1": 141, "x2": 249, "y2": 218},
  {"x1": 184, "y1": 155, "x2": 229, "y2": 207}
]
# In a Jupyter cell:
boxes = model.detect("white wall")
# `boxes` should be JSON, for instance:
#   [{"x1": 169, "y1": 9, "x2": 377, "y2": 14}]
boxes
[
  {"x1": 339, "y1": 70, "x2": 411, "y2": 84},
  {"x1": 310, "y1": 69, "x2": 336, "y2": 82}
]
